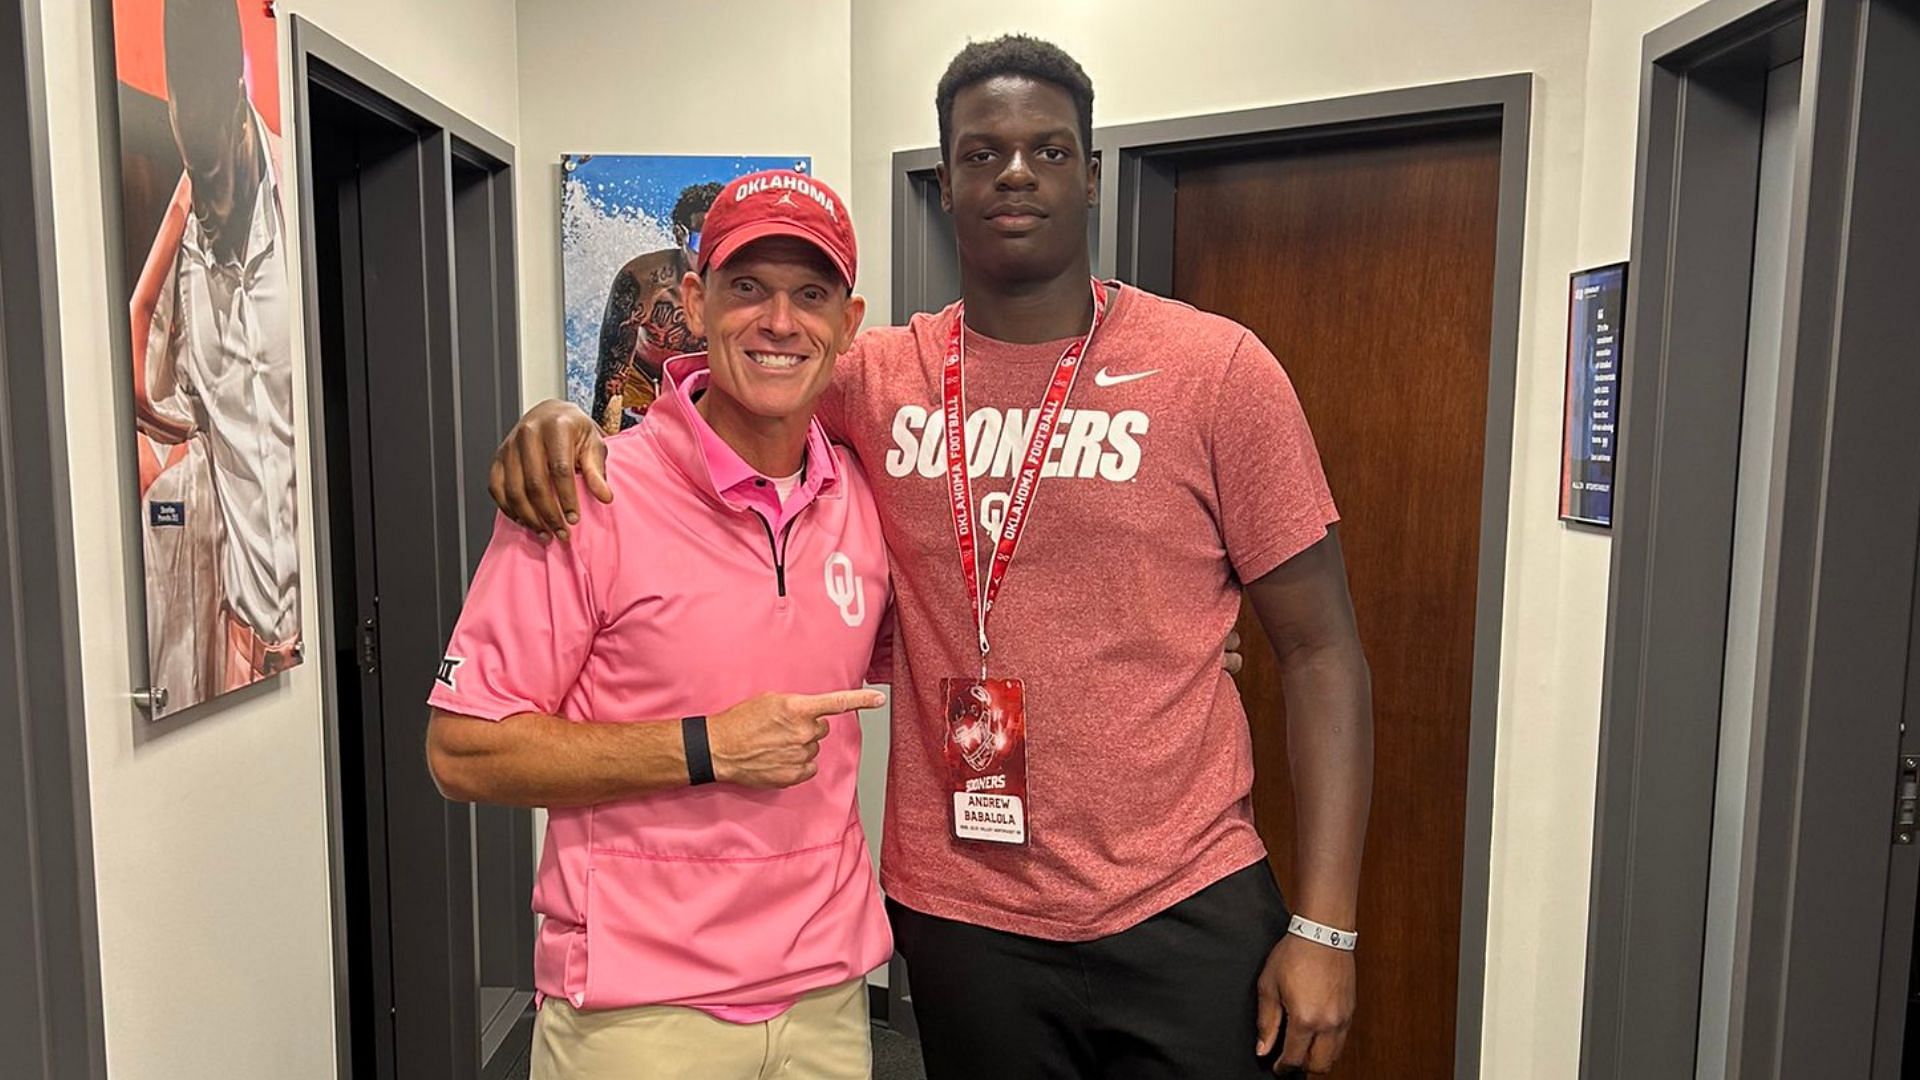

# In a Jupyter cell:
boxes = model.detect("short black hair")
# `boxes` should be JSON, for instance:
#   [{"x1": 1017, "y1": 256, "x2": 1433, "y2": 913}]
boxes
[
  {"x1": 163, "y1": 0, "x2": 245, "y2": 116},
  {"x1": 672, "y1": 182, "x2": 724, "y2": 231},
  {"x1": 936, "y1": 35, "x2": 1094, "y2": 162}
]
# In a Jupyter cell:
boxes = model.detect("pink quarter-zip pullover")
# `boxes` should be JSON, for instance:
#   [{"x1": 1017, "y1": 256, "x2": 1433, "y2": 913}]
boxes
[{"x1": 429, "y1": 353, "x2": 893, "y2": 1021}]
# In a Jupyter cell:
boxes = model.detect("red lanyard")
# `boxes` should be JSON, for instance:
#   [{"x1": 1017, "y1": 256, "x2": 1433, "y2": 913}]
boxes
[{"x1": 943, "y1": 279, "x2": 1109, "y2": 674}]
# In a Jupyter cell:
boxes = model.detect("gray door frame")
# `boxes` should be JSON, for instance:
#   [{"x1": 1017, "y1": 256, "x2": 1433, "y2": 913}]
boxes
[
  {"x1": 891, "y1": 147, "x2": 958, "y2": 320},
  {"x1": 1580, "y1": 3, "x2": 1805, "y2": 1073},
  {"x1": 0, "y1": 1, "x2": 106, "y2": 1077},
  {"x1": 1736, "y1": 1, "x2": 1920, "y2": 1075},
  {"x1": 891, "y1": 74, "x2": 1531, "y2": 1078},
  {"x1": 289, "y1": 17, "x2": 530, "y2": 1080},
  {"x1": 1581, "y1": 0, "x2": 1920, "y2": 1076}
]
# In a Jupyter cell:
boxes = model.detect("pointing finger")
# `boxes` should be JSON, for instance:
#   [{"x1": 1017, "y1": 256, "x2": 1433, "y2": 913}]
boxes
[{"x1": 792, "y1": 689, "x2": 886, "y2": 719}]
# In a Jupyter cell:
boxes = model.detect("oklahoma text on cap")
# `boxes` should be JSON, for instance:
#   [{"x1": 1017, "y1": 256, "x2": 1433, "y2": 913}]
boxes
[{"x1": 696, "y1": 170, "x2": 858, "y2": 288}]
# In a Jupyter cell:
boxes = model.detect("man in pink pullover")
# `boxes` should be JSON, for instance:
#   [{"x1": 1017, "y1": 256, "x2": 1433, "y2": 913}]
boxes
[{"x1": 425, "y1": 171, "x2": 891, "y2": 1079}]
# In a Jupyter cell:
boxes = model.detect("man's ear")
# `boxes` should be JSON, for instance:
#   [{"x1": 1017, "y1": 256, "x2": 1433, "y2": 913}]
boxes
[
  {"x1": 680, "y1": 271, "x2": 707, "y2": 337},
  {"x1": 841, "y1": 293, "x2": 867, "y2": 347},
  {"x1": 1086, "y1": 151, "x2": 1101, "y2": 207},
  {"x1": 936, "y1": 161, "x2": 953, "y2": 214}
]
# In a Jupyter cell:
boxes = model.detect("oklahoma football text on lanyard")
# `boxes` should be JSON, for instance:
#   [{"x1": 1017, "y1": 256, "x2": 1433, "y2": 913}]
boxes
[{"x1": 941, "y1": 279, "x2": 1109, "y2": 846}]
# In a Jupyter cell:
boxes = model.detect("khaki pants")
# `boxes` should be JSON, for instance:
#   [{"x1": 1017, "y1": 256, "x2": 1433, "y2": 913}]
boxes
[{"x1": 532, "y1": 977, "x2": 871, "y2": 1079}]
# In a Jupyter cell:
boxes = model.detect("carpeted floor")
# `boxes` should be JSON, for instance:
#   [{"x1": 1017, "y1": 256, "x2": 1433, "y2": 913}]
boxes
[{"x1": 871, "y1": 1022, "x2": 928, "y2": 1079}]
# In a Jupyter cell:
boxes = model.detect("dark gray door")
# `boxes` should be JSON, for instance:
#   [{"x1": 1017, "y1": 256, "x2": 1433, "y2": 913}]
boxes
[
  {"x1": 0, "y1": 1, "x2": 105, "y2": 1078},
  {"x1": 1753, "y1": 2, "x2": 1920, "y2": 1074},
  {"x1": 314, "y1": 84, "x2": 474, "y2": 1078},
  {"x1": 1582, "y1": 2, "x2": 1920, "y2": 1076},
  {"x1": 294, "y1": 21, "x2": 531, "y2": 1080},
  {"x1": 449, "y1": 149, "x2": 538, "y2": 1068}
]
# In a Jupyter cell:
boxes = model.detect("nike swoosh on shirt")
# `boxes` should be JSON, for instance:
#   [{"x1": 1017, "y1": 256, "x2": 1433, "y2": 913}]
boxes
[{"x1": 1092, "y1": 367, "x2": 1161, "y2": 387}]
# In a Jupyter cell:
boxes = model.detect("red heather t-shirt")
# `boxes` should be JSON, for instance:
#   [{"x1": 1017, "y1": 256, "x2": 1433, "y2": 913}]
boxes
[{"x1": 820, "y1": 284, "x2": 1339, "y2": 940}]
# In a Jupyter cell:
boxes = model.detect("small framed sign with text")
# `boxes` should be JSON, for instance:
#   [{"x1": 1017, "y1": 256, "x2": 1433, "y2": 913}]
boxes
[{"x1": 1560, "y1": 262, "x2": 1628, "y2": 527}]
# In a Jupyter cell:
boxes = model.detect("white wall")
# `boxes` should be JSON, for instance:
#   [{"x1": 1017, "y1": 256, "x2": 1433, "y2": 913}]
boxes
[
  {"x1": 847, "y1": 2, "x2": 1603, "y2": 1075},
  {"x1": 35, "y1": 1, "x2": 519, "y2": 1076},
  {"x1": 1575, "y1": 0, "x2": 1703, "y2": 260}
]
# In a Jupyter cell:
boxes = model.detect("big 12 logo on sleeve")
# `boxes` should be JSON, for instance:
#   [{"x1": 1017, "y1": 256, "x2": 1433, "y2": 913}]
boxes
[{"x1": 943, "y1": 677, "x2": 1029, "y2": 845}]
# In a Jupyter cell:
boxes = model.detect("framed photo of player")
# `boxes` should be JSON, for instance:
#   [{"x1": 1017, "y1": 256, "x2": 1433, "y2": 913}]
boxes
[
  {"x1": 1560, "y1": 261, "x2": 1628, "y2": 528},
  {"x1": 559, "y1": 153, "x2": 811, "y2": 434},
  {"x1": 110, "y1": 0, "x2": 304, "y2": 717}
]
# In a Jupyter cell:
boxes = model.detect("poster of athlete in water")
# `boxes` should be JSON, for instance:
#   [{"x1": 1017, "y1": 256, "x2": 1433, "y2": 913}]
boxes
[{"x1": 560, "y1": 154, "x2": 810, "y2": 434}]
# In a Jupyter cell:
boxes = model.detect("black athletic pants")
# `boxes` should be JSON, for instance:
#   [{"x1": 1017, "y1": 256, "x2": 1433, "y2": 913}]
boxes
[{"x1": 888, "y1": 861, "x2": 1291, "y2": 1079}]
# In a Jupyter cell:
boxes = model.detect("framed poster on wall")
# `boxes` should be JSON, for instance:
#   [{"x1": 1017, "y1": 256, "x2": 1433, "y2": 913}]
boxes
[
  {"x1": 112, "y1": 0, "x2": 303, "y2": 717},
  {"x1": 560, "y1": 153, "x2": 811, "y2": 434},
  {"x1": 1560, "y1": 261, "x2": 1627, "y2": 527}
]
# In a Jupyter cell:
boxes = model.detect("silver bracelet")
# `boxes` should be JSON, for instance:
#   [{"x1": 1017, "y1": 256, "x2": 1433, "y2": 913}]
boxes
[{"x1": 1287, "y1": 914, "x2": 1357, "y2": 951}]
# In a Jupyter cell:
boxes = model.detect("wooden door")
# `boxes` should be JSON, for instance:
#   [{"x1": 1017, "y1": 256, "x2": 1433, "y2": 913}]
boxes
[{"x1": 1172, "y1": 125, "x2": 1501, "y2": 1077}]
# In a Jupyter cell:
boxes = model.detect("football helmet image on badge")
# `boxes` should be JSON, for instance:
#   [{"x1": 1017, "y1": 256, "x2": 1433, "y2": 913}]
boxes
[{"x1": 952, "y1": 682, "x2": 1009, "y2": 772}]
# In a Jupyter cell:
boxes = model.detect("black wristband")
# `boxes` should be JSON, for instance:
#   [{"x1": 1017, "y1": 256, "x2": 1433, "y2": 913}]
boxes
[{"x1": 682, "y1": 715, "x2": 715, "y2": 786}]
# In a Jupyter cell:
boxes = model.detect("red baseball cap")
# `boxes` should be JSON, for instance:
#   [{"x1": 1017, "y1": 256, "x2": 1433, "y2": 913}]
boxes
[{"x1": 696, "y1": 170, "x2": 858, "y2": 288}]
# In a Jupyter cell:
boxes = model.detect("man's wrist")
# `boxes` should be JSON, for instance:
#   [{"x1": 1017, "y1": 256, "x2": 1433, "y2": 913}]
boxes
[
  {"x1": 1287, "y1": 885, "x2": 1359, "y2": 931},
  {"x1": 1286, "y1": 913, "x2": 1357, "y2": 952},
  {"x1": 681, "y1": 716, "x2": 716, "y2": 786}
]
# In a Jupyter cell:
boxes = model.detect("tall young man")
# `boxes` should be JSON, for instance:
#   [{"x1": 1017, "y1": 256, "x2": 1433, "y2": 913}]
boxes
[
  {"x1": 428, "y1": 172, "x2": 893, "y2": 1079},
  {"x1": 492, "y1": 37, "x2": 1373, "y2": 1077}
]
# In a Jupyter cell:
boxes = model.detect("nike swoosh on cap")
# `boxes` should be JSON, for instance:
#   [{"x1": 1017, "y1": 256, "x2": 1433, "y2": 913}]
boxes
[{"x1": 1092, "y1": 367, "x2": 1161, "y2": 387}]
